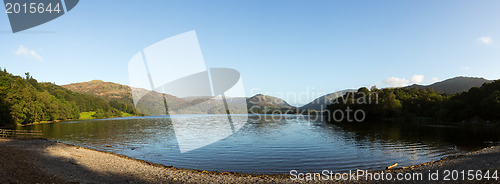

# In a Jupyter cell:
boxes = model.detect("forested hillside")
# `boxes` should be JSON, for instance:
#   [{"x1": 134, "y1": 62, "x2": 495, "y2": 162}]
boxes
[
  {"x1": 62, "y1": 80, "x2": 137, "y2": 113},
  {"x1": 405, "y1": 77, "x2": 491, "y2": 94},
  {"x1": 247, "y1": 94, "x2": 296, "y2": 114},
  {"x1": 0, "y1": 68, "x2": 137, "y2": 126},
  {"x1": 327, "y1": 80, "x2": 500, "y2": 123}
]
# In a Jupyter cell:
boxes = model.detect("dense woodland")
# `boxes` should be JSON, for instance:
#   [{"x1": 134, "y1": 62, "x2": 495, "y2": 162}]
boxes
[
  {"x1": 327, "y1": 80, "x2": 500, "y2": 123},
  {"x1": 0, "y1": 68, "x2": 137, "y2": 126}
]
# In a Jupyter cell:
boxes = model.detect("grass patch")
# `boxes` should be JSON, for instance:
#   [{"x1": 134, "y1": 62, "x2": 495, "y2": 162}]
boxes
[
  {"x1": 79, "y1": 111, "x2": 134, "y2": 120},
  {"x1": 79, "y1": 112, "x2": 96, "y2": 120},
  {"x1": 121, "y1": 112, "x2": 134, "y2": 117}
]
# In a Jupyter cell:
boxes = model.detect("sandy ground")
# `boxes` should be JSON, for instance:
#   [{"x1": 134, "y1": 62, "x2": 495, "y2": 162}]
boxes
[{"x1": 1, "y1": 138, "x2": 499, "y2": 183}]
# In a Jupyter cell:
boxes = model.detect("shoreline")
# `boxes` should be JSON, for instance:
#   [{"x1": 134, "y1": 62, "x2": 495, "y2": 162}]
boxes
[
  {"x1": 23, "y1": 115, "x2": 141, "y2": 126},
  {"x1": 53, "y1": 139, "x2": 288, "y2": 178},
  {"x1": 0, "y1": 114, "x2": 142, "y2": 129},
  {"x1": 0, "y1": 138, "x2": 292, "y2": 183},
  {"x1": 1, "y1": 138, "x2": 499, "y2": 183}
]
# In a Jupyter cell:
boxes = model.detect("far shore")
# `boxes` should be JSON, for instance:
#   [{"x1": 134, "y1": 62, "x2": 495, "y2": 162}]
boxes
[
  {"x1": 0, "y1": 114, "x2": 141, "y2": 129},
  {"x1": 1, "y1": 138, "x2": 500, "y2": 183}
]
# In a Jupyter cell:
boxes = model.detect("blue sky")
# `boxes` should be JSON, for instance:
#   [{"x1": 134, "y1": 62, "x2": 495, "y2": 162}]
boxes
[{"x1": 1, "y1": 0, "x2": 500, "y2": 106}]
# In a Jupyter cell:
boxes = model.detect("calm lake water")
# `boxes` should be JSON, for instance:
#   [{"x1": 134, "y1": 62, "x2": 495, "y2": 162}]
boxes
[{"x1": 19, "y1": 115, "x2": 500, "y2": 174}]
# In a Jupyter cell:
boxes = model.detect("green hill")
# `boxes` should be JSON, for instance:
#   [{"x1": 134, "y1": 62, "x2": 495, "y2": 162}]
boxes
[
  {"x1": 62, "y1": 80, "x2": 138, "y2": 113},
  {"x1": 405, "y1": 77, "x2": 492, "y2": 94},
  {"x1": 62, "y1": 80, "x2": 186, "y2": 115},
  {"x1": 326, "y1": 79, "x2": 500, "y2": 122},
  {"x1": 0, "y1": 68, "x2": 136, "y2": 126},
  {"x1": 247, "y1": 94, "x2": 296, "y2": 114}
]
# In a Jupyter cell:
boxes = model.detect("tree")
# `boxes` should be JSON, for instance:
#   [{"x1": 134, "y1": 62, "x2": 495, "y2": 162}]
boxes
[
  {"x1": 0, "y1": 68, "x2": 134, "y2": 125},
  {"x1": 6, "y1": 78, "x2": 38, "y2": 124},
  {"x1": 92, "y1": 108, "x2": 107, "y2": 119},
  {"x1": 381, "y1": 91, "x2": 402, "y2": 114},
  {"x1": 479, "y1": 90, "x2": 500, "y2": 121}
]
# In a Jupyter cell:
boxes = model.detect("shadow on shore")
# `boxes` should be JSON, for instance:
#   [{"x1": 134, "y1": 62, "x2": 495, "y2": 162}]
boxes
[{"x1": 0, "y1": 138, "x2": 179, "y2": 184}]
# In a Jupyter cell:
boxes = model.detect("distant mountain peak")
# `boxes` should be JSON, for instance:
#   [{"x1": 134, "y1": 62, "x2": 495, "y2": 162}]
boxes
[
  {"x1": 63, "y1": 80, "x2": 132, "y2": 101},
  {"x1": 252, "y1": 94, "x2": 265, "y2": 97},
  {"x1": 63, "y1": 80, "x2": 295, "y2": 114},
  {"x1": 404, "y1": 76, "x2": 491, "y2": 94},
  {"x1": 247, "y1": 94, "x2": 294, "y2": 109},
  {"x1": 300, "y1": 89, "x2": 356, "y2": 111}
]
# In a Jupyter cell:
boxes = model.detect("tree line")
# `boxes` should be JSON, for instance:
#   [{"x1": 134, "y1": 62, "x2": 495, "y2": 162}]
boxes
[
  {"x1": 326, "y1": 80, "x2": 500, "y2": 123},
  {"x1": 0, "y1": 68, "x2": 138, "y2": 126}
]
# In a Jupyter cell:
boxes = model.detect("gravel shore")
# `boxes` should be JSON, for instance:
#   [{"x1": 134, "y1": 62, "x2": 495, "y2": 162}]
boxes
[
  {"x1": 1, "y1": 138, "x2": 499, "y2": 183},
  {"x1": 0, "y1": 138, "x2": 292, "y2": 183}
]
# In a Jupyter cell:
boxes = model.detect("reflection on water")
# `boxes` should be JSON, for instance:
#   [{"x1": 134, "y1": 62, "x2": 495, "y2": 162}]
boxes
[{"x1": 19, "y1": 115, "x2": 500, "y2": 174}]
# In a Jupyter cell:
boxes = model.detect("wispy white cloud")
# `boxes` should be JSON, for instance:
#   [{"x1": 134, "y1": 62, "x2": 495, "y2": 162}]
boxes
[
  {"x1": 15, "y1": 45, "x2": 43, "y2": 61},
  {"x1": 382, "y1": 75, "x2": 439, "y2": 87},
  {"x1": 383, "y1": 77, "x2": 409, "y2": 87},
  {"x1": 430, "y1": 77, "x2": 439, "y2": 83},
  {"x1": 410, "y1": 75, "x2": 424, "y2": 84},
  {"x1": 462, "y1": 66, "x2": 470, "y2": 71},
  {"x1": 478, "y1": 36, "x2": 493, "y2": 45}
]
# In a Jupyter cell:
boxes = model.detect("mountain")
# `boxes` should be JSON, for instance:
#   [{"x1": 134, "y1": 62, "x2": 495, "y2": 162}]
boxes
[
  {"x1": 300, "y1": 77, "x2": 491, "y2": 111},
  {"x1": 64, "y1": 80, "x2": 297, "y2": 114},
  {"x1": 405, "y1": 77, "x2": 492, "y2": 94},
  {"x1": 246, "y1": 94, "x2": 296, "y2": 114},
  {"x1": 300, "y1": 90, "x2": 356, "y2": 111},
  {"x1": 64, "y1": 76, "x2": 489, "y2": 114},
  {"x1": 247, "y1": 94, "x2": 294, "y2": 108},
  {"x1": 63, "y1": 80, "x2": 133, "y2": 104},
  {"x1": 63, "y1": 80, "x2": 249, "y2": 115},
  {"x1": 63, "y1": 80, "x2": 186, "y2": 115}
]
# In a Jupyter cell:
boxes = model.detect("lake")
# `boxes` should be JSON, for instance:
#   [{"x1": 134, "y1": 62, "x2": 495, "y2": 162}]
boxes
[{"x1": 19, "y1": 114, "x2": 500, "y2": 174}]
